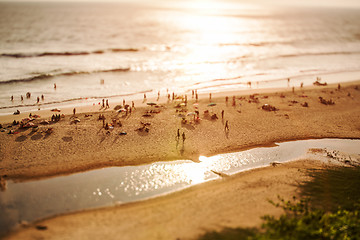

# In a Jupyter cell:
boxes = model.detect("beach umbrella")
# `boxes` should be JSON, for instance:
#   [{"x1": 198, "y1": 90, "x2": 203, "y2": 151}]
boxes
[
  {"x1": 147, "y1": 102, "x2": 157, "y2": 106},
  {"x1": 208, "y1": 103, "x2": 217, "y2": 107}
]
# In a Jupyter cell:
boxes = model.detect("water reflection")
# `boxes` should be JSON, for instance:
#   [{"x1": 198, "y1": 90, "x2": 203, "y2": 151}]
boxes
[{"x1": 0, "y1": 139, "x2": 359, "y2": 237}]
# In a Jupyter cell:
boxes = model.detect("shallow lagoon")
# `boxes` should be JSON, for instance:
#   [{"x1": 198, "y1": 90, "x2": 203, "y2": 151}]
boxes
[{"x1": 0, "y1": 138, "x2": 359, "y2": 236}]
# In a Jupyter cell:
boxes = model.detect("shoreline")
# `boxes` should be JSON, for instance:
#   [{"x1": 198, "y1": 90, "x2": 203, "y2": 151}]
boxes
[
  {"x1": 2, "y1": 69, "x2": 360, "y2": 122},
  {"x1": 1, "y1": 80, "x2": 360, "y2": 181},
  {"x1": 2, "y1": 68, "x2": 360, "y2": 118}
]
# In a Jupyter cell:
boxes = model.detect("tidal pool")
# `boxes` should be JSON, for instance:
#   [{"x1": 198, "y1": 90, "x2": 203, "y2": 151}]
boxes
[{"x1": 0, "y1": 138, "x2": 359, "y2": 237}]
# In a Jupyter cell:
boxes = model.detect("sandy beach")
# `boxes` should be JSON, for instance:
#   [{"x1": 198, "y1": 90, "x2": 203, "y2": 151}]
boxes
[{"x1": 1, "y1": 81, "x2": 360, "y2": 239}]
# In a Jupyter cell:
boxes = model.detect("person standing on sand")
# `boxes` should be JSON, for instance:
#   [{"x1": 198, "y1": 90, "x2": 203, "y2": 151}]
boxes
[
  {"x1": 102, "y1": 99, "x2": 105, "y2": 108},
  {"x1": 132, "y1": 101, "x2": 135, "y2": 109},
  {"x1": 221, "y1": 110, "x2": 224, "y2": 120},
  {"x1": 177, "y1": 129, "x2": 180, "y2": 140},
  {"x1": 106, "y1": 99, "x2": 109, "y2": 109},
  {"x1": 73, "y1": 108, "x2": 76, "y2": 115},
  {"x1": 54, "y1": 83, "x2": 56, "y2": 89},
  {"x1": 182, "y1": 132, "x2": 186, "y2": 144},
  {"x1": 209, "y1": 93, "x2": 212, "y2": 102},
  {"x1": 225, "y1": 120, "x2": 229, "y2": 132}
]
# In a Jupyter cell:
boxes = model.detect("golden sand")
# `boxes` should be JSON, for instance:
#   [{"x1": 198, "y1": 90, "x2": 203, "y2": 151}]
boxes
[{"x1": 1, "y1": 82, "x2": 360, "y2": 240}]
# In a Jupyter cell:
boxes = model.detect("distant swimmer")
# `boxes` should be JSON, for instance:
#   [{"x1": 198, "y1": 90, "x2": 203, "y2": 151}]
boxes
[{"x1": 54, "y1": 83, "x2": 57, "y2": 89}]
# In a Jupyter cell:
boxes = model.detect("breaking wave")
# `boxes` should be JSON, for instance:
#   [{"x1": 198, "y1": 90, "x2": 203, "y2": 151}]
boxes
[
  {"x1": 0, "y1": 48, "x2": 139, "y2": 59},
  {"x1": 0, "y1": 67, "x2": 131, "y2": 84}
]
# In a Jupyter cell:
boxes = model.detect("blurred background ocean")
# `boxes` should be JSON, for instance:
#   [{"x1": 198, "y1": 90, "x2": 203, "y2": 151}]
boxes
[{"x1": 0, "y1": 1, "x2": 360, "y2": 114}]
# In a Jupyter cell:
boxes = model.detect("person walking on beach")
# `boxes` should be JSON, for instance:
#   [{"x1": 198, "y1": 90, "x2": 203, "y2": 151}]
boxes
[
  {"x1": 73, "y1": 108, "x2": 76, "y2": 115},
  {"x1": 225, "y1": 120, "x2": 229, "y2": 132},
  {"x1": 209, "y1": 93, "x2": 212, "y2": 102},
  {"x1": 106, "y1": 99, "x2": 109, "y2": 109},
  {"x1": 102, "y1": 99, "x2": 105, "y2": 108},
  {"x1": 177, "y1": 129, "x2": 180, "y2": 140},
  {"x1": 182, "y1": 132, "x2": 186, "y2": 144},
  {"x1": 37, "y1": 96, "x2": 40, "y2": 103},
  {"x1": 41, "y1": 94, "x2": 44, "y2": 101},
  {"x1": 54, "y1": 83, "x2": 56, "y2": 89},
  {"x1": 195, "y1": 92, "x2": 198, "y2": 102},
  {"x1": 132, "y1": 101, "x2": 135, "y2": 109},
  {"x1": 221, "y1": 110, "x2": 224, "y2": 120}
]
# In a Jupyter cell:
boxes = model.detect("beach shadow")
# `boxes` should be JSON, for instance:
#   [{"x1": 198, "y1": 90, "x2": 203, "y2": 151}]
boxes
[
  {"x1": 15, "y1": 135, "x2": 27, "y2": 142},
  {"x1": 137, "y1": 130, "x2": 149, "y2": 136},
  {"x1": 99, "y1": 136, "x2": 106, "y2": 144},
  {"x1": 62, "y1": 136, "x2": 73, "y2": 142},
  {"x1": 31, "y1": 133, "x2": 43, "y2": 140},
  {"x1": 181, "y1": 123, "x2": 195, "y2": 130},
  {"x1": 225, "y1": 130, "x2": 229, "y2": 139},
  {"x1": 43, "y1": 133, "x2": 52, "y2": 139},
  {"x1": 179, "y1": 144, "x2": 185, "y2": 155},
  {"x1": 175, "y1": 137, "x2": 179, "y2": 149},
  {"x1": 16, "y1": 128, "x2": 29, "y2": 133},
  {"x1": 27, "y1": 130, "x2": 36, "y2": 136}
]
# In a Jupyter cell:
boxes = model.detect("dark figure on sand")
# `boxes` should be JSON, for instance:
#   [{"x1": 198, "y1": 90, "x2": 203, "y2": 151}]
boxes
[
  {"x1": 225, "y1": 120, "x2": 229, "y2": 132},
  {"x1": 182, "y1": 132, "x2": 186, "y2": 143}
]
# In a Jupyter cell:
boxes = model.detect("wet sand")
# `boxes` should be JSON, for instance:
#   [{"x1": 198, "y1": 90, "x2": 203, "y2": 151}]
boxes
[{"x1": 1, "y1": 81, "x2": 360, "y2": 239}]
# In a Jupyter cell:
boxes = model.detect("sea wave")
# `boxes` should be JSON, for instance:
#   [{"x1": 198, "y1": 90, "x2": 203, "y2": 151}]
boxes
[
  {"x1": 0, "y1": 48, "x2": 139, "y2": 59},
  {"x1": 278, "y1": 51, "x2": 360, "y2": 58},
  {"x1": 0, "y1": 67, "x2": 131, "y2": 84}
]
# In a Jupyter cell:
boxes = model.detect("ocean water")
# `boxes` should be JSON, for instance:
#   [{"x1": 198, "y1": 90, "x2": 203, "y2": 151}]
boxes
[{"x1": 1, "y1": 2, "x2": 360, "y2": 114}]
